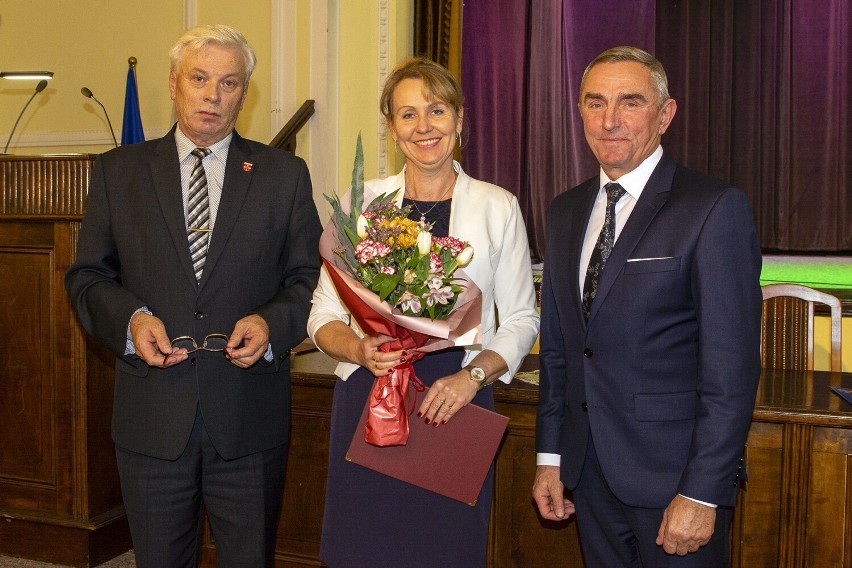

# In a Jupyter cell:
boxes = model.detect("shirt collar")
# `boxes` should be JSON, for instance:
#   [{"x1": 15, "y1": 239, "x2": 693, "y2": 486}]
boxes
[
  {"x1": 174, "y1": 126, "x2": 233, "y2": 161},
  {"x1": 598, "y1": 145, "x2": 664, "y2": 201}
]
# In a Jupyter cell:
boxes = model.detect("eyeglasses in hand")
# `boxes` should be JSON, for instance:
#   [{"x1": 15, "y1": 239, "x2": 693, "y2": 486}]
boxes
[{"x1": 170, "y1": 333, "x2": 229, "y2": 354}]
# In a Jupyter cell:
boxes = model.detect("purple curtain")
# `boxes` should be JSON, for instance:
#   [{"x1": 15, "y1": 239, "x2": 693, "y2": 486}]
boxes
[
  {"x1": 462, "y1": 0, "x2": 852, "y2": 256},
  {"x1": 460, "y1": 0, "x2": 529, "y2": 241}
]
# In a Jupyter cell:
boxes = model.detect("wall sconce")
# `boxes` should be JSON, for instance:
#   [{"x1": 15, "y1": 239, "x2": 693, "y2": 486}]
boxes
[{"x1": 0, "y1": 71, "x2": 54, "y2": 80}]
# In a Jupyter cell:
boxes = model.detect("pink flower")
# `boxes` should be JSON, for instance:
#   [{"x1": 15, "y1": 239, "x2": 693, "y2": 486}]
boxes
[
  {"x1": 433, "y1": 236, "x2": 466, "y2": 255},
  {"x1": 379, "y1": 265, "x2": 396, "y2": 275},
  {"x1": 429, "y1": 251, "x2": 444, "y2": 274},
  {"x1": 396, "y1": 290, "x2": 422, "y2": 313},
  {"x1": 425, "y1": 284, "x2": 454, "y2": 307},
  {"x1": 355, "y1": 240, "x2": 391, "y2": 264}
]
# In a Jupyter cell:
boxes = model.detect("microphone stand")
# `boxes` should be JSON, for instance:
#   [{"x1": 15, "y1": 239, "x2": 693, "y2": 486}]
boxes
[
  {"x1": 4, "y1": 79, "x2": 48, "y2": 153},
  {"x1": 81, "y1": 87, "x2": 118, "y2": 148}
]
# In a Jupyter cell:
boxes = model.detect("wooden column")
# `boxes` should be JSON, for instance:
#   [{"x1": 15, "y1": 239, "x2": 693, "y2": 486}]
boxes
[{"x1": 0, "y1": 154, "x2": 132, "y2": 567}]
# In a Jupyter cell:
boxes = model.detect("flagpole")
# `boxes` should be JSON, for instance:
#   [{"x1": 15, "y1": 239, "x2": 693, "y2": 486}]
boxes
[
  {"x1": 121, "y1": 56, "x2": 145, "y2": 145},
  {"x1": 128, "y1": 57, "x2": 137, "y2": 80}
]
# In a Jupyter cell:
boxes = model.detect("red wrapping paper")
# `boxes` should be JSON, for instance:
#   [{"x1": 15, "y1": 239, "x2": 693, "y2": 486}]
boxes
[{"x1": 319, "y1": 188, "x2": 482, "y2": 447}]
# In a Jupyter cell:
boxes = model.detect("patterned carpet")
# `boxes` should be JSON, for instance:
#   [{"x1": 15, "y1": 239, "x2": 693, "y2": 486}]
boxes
[{"x1": 0, "y1": 552, "x2": 135, "y2": 567}]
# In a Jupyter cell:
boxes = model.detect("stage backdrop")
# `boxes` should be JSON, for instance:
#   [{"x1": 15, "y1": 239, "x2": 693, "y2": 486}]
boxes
[{"x1": 458, "y1": 0, "x2": 851, "y2": 258}]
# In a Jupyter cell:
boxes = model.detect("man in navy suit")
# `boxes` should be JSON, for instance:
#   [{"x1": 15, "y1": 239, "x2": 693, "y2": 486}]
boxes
[
  {"x1": 532, "y1": 46, "x2": 762, "y2": 566},
  {"x1": 65, "y1": 25, "x2": 321, "y2": 567}
]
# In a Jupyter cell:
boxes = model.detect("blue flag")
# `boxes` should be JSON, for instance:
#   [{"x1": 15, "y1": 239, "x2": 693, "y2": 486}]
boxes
[{"x1": 121, "y1": 64, "x2": 144, "y2": 145}]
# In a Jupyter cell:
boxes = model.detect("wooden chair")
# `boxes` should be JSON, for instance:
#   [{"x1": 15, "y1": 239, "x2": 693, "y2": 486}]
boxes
[{"x1": 761, "y1": 283, "x2": 842, "y2": 371}]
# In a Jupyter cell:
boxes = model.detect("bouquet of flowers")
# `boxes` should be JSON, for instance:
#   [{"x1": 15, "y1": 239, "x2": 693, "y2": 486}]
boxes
[{"x1": 320, "y1": 134, "x2": 482, "y2": 446}]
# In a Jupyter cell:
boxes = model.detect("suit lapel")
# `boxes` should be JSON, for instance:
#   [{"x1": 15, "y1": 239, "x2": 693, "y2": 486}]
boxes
[
  {"x1": 588, "y1": 155, "x2": 676, "y2": 323},
  {"x1": 149, "y1": 129, "x2": 200, "y2": 286},
  {"x1": 198, "y1": 132, "x2": 255, "y2": 288}
]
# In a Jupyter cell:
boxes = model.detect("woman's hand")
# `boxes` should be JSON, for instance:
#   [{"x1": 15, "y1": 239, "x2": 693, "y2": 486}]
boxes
[
  {"x1": 357, "y1": 334, "x2": 405, "y2": 377},
  {"x1": 417, "y1": 370, "x2": 479, "y2": 426},
  {"x1": 313, "y1": 321, "x2": 404, "y2": 377}
]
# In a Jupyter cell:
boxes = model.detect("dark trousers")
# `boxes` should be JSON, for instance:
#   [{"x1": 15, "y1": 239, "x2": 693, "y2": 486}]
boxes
[
  {"x1": 116, "y1": 409, "x2": 287, "y2": 568},
  {"x1": 572, "y1": 436, "x2": 732, "y2": 568}
]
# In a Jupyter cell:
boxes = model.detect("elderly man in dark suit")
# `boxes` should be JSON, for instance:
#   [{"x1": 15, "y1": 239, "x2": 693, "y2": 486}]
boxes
[
  {"x1": 65, "y1": 24, "x2": 321, "y2": 567},
  {"x1": 532, "y1": 46, "x2": 762, "y2": 566}
]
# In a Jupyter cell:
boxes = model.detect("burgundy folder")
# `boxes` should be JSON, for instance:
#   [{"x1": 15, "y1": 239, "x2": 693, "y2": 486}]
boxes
[{"x1": 346, "y1": 401, "x2": 509, "y2": 505}]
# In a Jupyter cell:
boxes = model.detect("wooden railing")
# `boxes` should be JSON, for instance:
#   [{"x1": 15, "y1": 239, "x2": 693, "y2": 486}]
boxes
[{"x1": 270, "y1": 100, "x2": 315, "y2": 154}]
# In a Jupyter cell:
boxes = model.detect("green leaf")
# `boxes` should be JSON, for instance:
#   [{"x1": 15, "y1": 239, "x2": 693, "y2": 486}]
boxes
[
  {"x1": 343, "y1": 225, "x2": 360, "y2": 247},
  {"x1": 373, "y1": 273, "x2": 401, "y2": 301},
  {"x1": 350, "y1": 133, "x2": 364, "y2": 221}
]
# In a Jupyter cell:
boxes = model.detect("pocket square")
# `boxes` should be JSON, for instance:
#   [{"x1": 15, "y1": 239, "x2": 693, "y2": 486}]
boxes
[{"x1": 627, "y1": 256, "x2": 673, "y2": 262}]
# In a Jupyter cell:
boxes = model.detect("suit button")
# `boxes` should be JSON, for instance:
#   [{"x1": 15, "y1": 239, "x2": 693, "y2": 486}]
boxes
[
  {"x1": 581, "y1": 402, "x2": 588, "y2": 411},
  {"x1": 194, "y1": 312, "x2": 204, "y2": 320},
  {"x1": 583, "y1": 348, "x2": 593, "y2": 358},
  {"x1": 191, "y1": 357, "x2": 197, "y2": 366}
]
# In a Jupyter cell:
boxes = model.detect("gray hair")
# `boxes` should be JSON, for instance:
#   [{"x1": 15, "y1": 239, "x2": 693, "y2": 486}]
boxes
[
  {"x1": 581, "y1": 46, "x2": 670, "y2": 106},
  {"x1": 169, "y1": 24, "x2": 256, "y2": 83}
]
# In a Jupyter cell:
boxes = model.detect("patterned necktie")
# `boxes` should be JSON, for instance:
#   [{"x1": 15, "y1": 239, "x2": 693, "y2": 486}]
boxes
[
  {"x1": 186, "y1": 147, "x2": 212, "y2": 282},
  {"x1": 582, "y1": 182, "x2": 627, "y2": 320}
]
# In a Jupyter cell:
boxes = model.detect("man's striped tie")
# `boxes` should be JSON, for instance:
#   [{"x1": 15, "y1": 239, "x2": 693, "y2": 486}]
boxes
[{"x1": 187, "y1": 147, "x2": 212, "y2": 282}]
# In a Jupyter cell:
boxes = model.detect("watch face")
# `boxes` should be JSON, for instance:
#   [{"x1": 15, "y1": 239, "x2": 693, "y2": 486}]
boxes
[{"x1": 470, "y1": 367, "x2": 486, "y2": 384}]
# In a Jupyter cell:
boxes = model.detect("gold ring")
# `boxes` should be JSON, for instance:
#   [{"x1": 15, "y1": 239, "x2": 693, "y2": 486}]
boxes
[{"x1": 439, "y1": 399, "x2": 446, "y2": 405}]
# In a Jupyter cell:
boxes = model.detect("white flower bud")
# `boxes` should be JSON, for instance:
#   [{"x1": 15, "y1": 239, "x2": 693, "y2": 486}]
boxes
[
  {"x1": 456, "y1": 246, "x2": 474, "y2": 267},
  {"x1": 356, "y1": 214, "x2": 369, "y2": 239},
  {"x1": 417, "y1": 230, "x2": 433, "y2": 256}
]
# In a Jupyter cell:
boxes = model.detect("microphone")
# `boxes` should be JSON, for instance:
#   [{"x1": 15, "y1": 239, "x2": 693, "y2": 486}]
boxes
[
  {"x1": 3, "y1": 79, "x2": 49, "y2": 153},
  {"x1": 81, "y1": 86, "x2": 118, "y2": 148}
]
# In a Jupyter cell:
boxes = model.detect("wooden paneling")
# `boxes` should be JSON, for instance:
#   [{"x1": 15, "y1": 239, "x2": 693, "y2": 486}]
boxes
[
  {"x1": 222, "y1": 353, "x2": 852, "y2": 568},
  {"x1": 732, "y1": 421, "x2": 784, "y2": 567},
  {"x1": 0, "y1": 154, "x2": 131, "y2": 567},
  {"x1": 807, "y1": 427, "x2": 852, "y2": 566}
]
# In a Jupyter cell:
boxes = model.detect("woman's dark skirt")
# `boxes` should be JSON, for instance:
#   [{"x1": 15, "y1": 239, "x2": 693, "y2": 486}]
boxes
[{"x1": 318, "y1": 349, "x2": 495, "y2": 568}]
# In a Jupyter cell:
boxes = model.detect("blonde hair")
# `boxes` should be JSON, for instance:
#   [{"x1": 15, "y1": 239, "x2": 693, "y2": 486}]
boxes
[{"x1": 380, "y1": 57, "x2": 464, "y2": 122}]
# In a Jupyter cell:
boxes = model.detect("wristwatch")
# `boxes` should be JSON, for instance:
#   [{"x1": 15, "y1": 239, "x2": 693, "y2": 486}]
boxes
[{"x1": 464, "y1": 364, "x2": 487, "y2": 389}]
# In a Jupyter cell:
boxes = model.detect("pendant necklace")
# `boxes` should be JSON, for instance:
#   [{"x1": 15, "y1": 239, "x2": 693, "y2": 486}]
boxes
[{"x1": 406, "y1": 174, "x2": 456, "y2": 225}]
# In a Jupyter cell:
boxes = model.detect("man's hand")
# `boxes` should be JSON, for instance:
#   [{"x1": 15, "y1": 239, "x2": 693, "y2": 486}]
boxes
[
  {"x1": 656, "y1": 494, "x2": 716, "y2": 556},
  {"x1": 225, "y1": 314, "x2": 270, "y2": 368},
  {"x1": 130, "y1": 311, "x2": 186, "y2": 367},
  {"x1": 532, "y1": 465, "x2": 575, "y2": 521}
]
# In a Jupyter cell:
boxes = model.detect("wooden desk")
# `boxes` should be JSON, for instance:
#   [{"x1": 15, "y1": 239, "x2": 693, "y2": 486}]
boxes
[
  {"x1": 734, "y1": 368, "x2": 852, "y2": 568},
  {"x1": 200, "y1": 352, "x2": 852, "y2": 567}
]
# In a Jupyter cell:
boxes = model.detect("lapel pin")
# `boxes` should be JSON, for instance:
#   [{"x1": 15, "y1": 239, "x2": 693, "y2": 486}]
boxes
[{"x1": 243, "y1": 162, "x2": 253, "y2": 172}]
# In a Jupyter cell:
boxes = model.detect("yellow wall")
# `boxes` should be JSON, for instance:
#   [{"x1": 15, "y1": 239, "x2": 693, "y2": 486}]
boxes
[
  {"x1": 331, "y1": 1, "x2": 411, "y2": 207},
  {"x1": 0, "y1": 0, "x2": 413, "y2": 195},
  {"x1": 814, "y1": 315, "x2": 851, "y2": 372},
  {"x1": 0, "y1": 0, "x2": 183, "y2": 154}
]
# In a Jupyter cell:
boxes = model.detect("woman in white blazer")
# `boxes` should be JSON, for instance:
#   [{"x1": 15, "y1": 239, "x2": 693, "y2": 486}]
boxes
[{"x1": 308, "y1": 57, "x2": 539, "y2": 568}]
